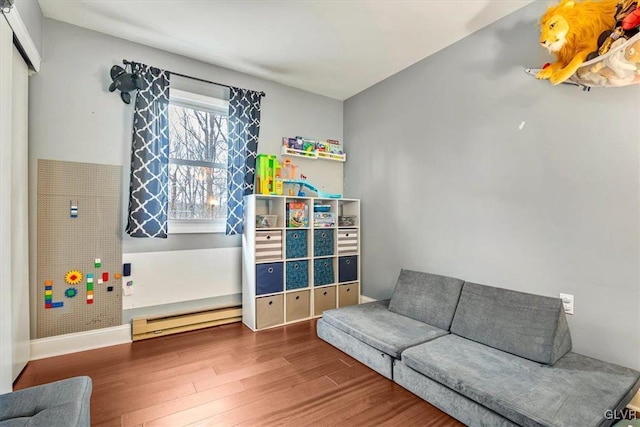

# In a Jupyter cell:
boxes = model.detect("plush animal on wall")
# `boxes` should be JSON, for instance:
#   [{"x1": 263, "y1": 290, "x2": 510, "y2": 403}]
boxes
[
  {"x1": 625, "y1": 38, "x2": 640, "y2": 62},
  {"x1": 108, "y1": 65, "x2": 144, "y2": 104},
  {"x1": 592, "y1": 0, "x2": 639, "y2": 58},
  {"x1": 536, "y1": 0, "x2": 619, "y2": 85}
]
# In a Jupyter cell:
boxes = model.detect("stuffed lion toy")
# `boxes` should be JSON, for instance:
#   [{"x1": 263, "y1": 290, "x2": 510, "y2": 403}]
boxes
[{"x1": 537, "y1": 0, "x2": 619, "y2": 85}]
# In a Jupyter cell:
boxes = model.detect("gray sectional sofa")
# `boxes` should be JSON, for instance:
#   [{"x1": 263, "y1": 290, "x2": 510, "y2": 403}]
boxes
[
  {"x1": 0, "y1": 376, "x2": 92, "y2": 426},
  {"x1": 317, "y1": 270, "x2": 640, "y2": 427}
]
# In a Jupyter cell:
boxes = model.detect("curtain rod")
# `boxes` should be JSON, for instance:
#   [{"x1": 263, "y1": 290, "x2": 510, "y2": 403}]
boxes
[{"x1": 123, "y1": 59, "x2": 266, "y2": 98}]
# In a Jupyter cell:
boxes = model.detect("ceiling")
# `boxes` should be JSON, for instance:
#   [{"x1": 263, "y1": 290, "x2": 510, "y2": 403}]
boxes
[{"x1": 38, "y1": 1, "x2": 534, "y2": 100}]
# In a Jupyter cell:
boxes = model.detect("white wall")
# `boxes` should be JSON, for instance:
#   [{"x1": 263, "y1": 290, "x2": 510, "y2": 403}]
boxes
[
  {"x1": 122, "y1": 248, "x2": 241, "y2": 310},
  {"x1": 29, "y1": 19, "x2": 344, "y2": 331}
]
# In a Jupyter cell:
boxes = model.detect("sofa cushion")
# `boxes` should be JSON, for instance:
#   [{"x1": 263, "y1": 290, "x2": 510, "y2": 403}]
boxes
[
  {"x1": 387, "y1": 270, "x2": 464, "y2": 330},
  {"x1": 402, "y1": 335, "x2": 640, "y2": 427},
  {"x1": 321, "y1": 300, "x2": 449, "y2": 358},
  {"x1": 0, "y1": 376, "x2": 92, "y2": 427},
  {"x1": 450, "y1": 282, "x2": 572, "y2": 364}
]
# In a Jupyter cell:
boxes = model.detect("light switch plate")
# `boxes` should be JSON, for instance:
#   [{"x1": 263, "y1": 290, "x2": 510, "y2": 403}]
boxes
[{"x1": 559, "y1": 293, "x2": 574, "y2": 315}]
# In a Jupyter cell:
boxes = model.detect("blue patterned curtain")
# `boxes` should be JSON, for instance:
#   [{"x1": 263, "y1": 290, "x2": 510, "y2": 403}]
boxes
[
  {"x1": 125, "y1": 63, "x2": 171, "y2": 238},
  {"x1": 226, "y1": 88, "x2": 262, "y2": 235}
]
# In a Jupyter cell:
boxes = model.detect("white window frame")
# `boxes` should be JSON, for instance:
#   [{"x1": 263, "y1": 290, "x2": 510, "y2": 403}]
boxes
[{"x1": 167, "y1": 89, "x2": 229, "y2": 234}]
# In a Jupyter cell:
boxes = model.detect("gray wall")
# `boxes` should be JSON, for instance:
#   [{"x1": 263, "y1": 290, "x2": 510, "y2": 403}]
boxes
[
  {"x1": 29, "y1": 18, "x2": 344, "y2": 332},
  {"x1": 30, "y1": 18, "x2": 344, "y2": 254},
  {"x1": 14, "y1": 0, "x2": 43, "y2": 57},
  {"x1": 344, "y1": 2, "x2": 640, "y2": 370}
]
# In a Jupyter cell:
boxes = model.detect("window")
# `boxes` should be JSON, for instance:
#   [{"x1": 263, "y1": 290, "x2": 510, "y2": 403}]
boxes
[{"x1": 168, "y1": 89, "x2": 229, "y2": 233}]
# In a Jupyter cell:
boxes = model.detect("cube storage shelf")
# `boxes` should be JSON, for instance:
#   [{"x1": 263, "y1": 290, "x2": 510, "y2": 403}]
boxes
[{"x1": 242, "y1": 194, "x2": 361, "y2": 331}]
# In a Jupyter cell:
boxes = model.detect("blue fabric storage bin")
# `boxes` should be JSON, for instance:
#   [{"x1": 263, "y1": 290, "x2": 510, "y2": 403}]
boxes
[
  {"x1": 256, "y1": 262, "x2": 283, "y2": 295},
  {"x1": 338, "y1": 256, "x2": 358, "y2": 283},
  {"x1": 314, "y1": 258, "x2": 335, "y2": 286},
  {"x1": 286, "y1": 230, "x2": 308, "y2": 259},
  {"x1": 286, "y1": 260, "x2": 309, "y2": 290},
  {"x1": 314, "y1": 229, "x2": 334, "y2": 257}
]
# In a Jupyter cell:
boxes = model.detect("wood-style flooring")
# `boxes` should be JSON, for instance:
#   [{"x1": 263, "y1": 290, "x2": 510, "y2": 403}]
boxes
[{"x1": 14, "y1": 319, "x2": 463, "y2": 427}]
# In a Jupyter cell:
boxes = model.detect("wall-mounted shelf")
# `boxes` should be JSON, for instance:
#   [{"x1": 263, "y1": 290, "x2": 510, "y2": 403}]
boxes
[{"x1": 281, "y1": 146, "x2": 346, "y2": 162}]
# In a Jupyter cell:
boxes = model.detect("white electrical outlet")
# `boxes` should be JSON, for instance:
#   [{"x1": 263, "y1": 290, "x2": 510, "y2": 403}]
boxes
[{"x1": 559, "y1": 293, "x2": 574, "y2": 315}]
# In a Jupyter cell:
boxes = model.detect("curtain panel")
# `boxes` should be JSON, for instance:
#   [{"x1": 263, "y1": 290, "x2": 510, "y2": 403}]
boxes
[
  {"x1": 226, "y1": 88, "x2": 262, "y2": 235},
  {"x1": 125, "y1": 63, "x2": 171, "y2": 238}
]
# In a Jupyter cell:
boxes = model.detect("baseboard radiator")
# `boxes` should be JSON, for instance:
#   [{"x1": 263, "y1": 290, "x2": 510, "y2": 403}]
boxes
[{"x1": 132, "y1": 304, "x2": 242, "y2": 341}]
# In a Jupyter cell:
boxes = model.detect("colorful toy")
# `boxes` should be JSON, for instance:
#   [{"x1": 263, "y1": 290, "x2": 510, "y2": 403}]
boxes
[
  {"x1": 592, "y1": 0, "x2": 639, "y2": 58},
  {"x1": 255, "y1": 154, "x2": 283, "y2": 195},
  {"x1": 44, "y1": 280, "x2": 64, "y2": 309},
  {"x1": 302, "y1": 139, "x2": 315, "y2": 156},
  {"x1": 282, "y1": 179, "x2": 342, "y2": 199},
  {"x1": 573, "y1": 32, "x2": 640, "y2": 87},
  {"x1": 287, "y1": 201, "x2": 309, "y2": 227},
  {"x1": 280, "y1": 159, "x2": 298, "y2": 180},
  {"x1": 623, "y1": 7, "x2": 640, "y2": 30},
  {"x1": 626, "y1": 37, "x2": 640, "y2": 62},
  {"x1": 86, "y1": 274, "x2": 94, "y2": 305},
  {"x1": 536, "y1": 0, "x2": 619, "y2": 85},
  {"x1": 65, "y1": 287, "x2": 78, "y2": 298},
  {"x1": 65, "y1": 270, "x2": 83, "y2": 285}
]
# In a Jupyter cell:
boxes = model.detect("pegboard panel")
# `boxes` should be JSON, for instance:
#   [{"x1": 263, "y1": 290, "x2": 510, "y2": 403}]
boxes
[{"x1": 37, "y1": 160, "x2": 123, "y2": 338}]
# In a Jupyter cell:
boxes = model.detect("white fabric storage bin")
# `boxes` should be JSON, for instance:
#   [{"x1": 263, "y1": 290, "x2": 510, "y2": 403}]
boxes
[
  {"x1": 255, "y1": 230, "x2": 282, "y2": 261},
  {"x1": 337, "y1": 229, "x2": 358, "y2": 254}
]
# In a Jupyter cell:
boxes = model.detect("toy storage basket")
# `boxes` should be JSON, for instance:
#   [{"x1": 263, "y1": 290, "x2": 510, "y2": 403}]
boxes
[{"x1": 572, "y1": 33, "x2": 640, "y2": 88}]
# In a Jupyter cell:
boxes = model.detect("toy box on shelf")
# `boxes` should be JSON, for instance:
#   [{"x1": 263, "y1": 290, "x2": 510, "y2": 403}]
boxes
[
  {"x1": 313, "y1": 203, "x2": 335, "y2": 227},
  {"x1": 286, "y1": 201, "x2": 309, "y2": 228}
]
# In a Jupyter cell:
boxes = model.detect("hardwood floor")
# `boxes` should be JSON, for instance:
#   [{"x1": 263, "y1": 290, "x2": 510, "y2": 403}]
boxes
[{"x1": 14, "y1": 319, "x2": 463, "y2": 427}]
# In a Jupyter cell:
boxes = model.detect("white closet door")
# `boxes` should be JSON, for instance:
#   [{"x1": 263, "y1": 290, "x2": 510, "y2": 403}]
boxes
[
  {"x1": 0, "y1": 16, "x2": 14, "y2": 394},
  {"x1": 12, "y1": 41, "x2": 30, "y2": 381}
]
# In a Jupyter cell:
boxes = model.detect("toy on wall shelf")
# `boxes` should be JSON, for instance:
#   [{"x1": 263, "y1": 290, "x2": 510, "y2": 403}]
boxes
[{"x1": 531, "y1": 0, "x2": 640, "y2": 89}]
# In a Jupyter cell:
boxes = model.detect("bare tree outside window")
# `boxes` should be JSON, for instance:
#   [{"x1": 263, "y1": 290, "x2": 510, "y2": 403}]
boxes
[{"x1": 168, "y1": 100, "x2": 228, "y2": 222}]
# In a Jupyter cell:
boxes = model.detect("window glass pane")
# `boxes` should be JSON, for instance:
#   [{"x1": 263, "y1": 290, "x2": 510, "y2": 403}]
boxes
[
  {"x1": 168, "y1": 99, "x2": 228, "y2": 222},
  {"x1": 168, "y1": 104, "x2": 228, "y2": 163},
  {"x1": 168, "y1": 164, "x2": 228, "y2": 220}
]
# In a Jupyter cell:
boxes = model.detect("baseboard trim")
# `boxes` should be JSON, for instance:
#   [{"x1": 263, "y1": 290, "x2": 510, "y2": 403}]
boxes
[
  {"x1": 30, "y1": 325, "x2": 131, "y2": 360},
  {"x1": 360, "y1": 295, "x2": 376, "y2": 304}
]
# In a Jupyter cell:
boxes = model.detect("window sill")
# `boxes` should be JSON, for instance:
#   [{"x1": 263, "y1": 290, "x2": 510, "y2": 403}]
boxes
[{"x1": 168, "y1": 220, "x2": 226, "y2": 234}]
